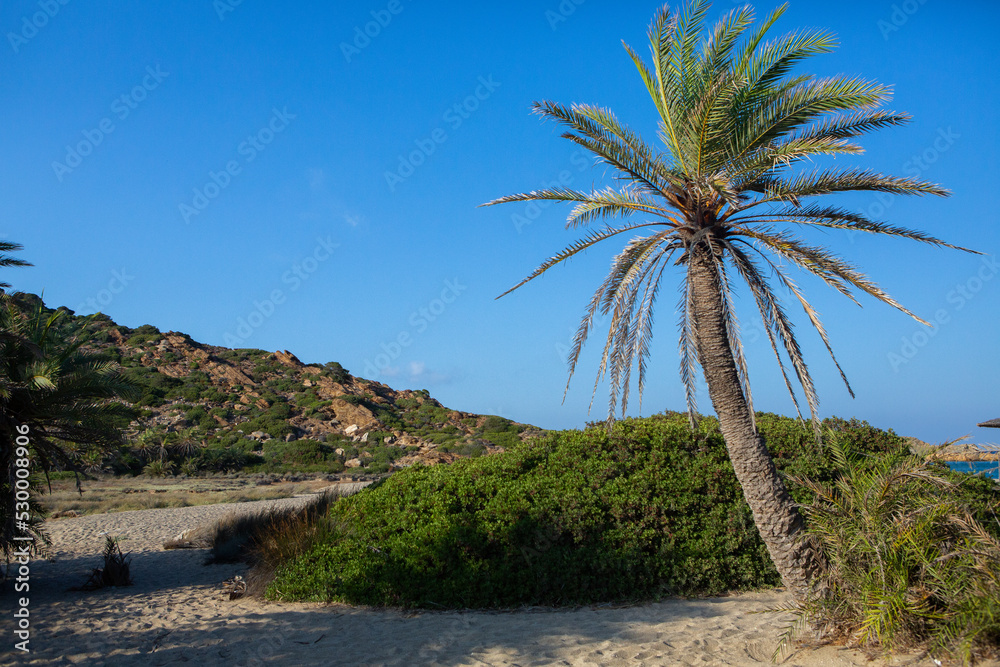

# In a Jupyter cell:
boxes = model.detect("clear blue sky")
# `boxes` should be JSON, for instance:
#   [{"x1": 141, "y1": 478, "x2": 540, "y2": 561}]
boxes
[{"x1": 2, "y1": 0, "x2": 998, "y2": 443}]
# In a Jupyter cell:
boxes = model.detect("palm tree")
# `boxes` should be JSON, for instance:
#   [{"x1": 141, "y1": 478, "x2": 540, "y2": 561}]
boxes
[
  {"x1": 483, "y1": 1, "x2": 973, "y2": 598},
  {"x1": 0, "y1": 297, "x2": 137, "y2": 559}
]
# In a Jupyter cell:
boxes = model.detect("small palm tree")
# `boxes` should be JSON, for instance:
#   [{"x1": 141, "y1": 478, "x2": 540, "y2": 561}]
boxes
[
  {"x1": 168, "y1": 430, "x2": 205, "y2": 459},
  {"x1": 0, "y1": 296, "x2": 137, "y2": 558},
  {"x1": 142, "y1": 459, "x2": 175, "y2": 478},
  {"x1": 484, "y1": 1, "x2": 973, "y2": 597},
  {"x1": 131, "y1": 431, "x2": 160, "y2": 462}
]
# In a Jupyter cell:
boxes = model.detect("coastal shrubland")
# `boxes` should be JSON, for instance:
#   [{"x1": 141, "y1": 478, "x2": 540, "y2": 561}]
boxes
[
  {"x1": 262, "y1": 413, "x2": 996, "y2": 609},
  {"x1": 253, "y1": 413, "x2": 1000, "y2": 660}
]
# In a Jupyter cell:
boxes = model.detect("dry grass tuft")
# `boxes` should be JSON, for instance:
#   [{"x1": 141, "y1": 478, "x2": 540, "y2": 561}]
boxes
[
  {"x1": 40, "y1": 477, "x2": 319, "y2": 517},
  {"x1": 206, "y1": 488, "x2": 355, "y2": 596}
]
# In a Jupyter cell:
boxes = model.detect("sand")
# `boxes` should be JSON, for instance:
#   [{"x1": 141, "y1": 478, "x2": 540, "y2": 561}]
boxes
[{"x1": 3, "y1": 488, "x2": 993, "y2": 667}]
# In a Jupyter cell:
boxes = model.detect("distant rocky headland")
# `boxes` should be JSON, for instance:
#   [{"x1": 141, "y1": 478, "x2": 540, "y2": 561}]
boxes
[{"x1": 906, "y1": 438, "x2": 1000, "y2": 463}]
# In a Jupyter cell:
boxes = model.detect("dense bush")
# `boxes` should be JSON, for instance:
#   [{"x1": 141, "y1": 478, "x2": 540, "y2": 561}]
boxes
[
  {"x1": 241, "y1": 415, "x2": 295, "y2": 439},
  {"x1": 267, "y1": 400, "x2": 292, "y2": 419},
  {"x1": 480, "y1": 415, "x2": 515, "y2": 432},
  {"x1": 439, "y1": 441, "x2": 488, "y2": 458},
  {"x1": 264, "y1": 440, "x2": 335, "y2": 467},
  {"x1": 125, "y1": 324, "x2": 162, "y2": 347},
  {"x1": 324, "y1": 361, "x2": 349, "y2": 384},
  {"x1": 266, "y1": 413, "x2": 913, "y2": 608},
  {"x1": 478, "y1": 430, "x2": 520, "y2": 450},
  {"x1": 197, "y1": 448, "x2": 263, "y2": 472},
  {"x1": 126, "y1": 368, "x2": 182, "y2": 407}
]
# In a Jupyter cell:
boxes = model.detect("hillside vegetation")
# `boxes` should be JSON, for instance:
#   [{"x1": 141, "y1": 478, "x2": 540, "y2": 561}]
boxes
[{"x1": 27, "y1": 295, "x2": 536, "y2": 479}]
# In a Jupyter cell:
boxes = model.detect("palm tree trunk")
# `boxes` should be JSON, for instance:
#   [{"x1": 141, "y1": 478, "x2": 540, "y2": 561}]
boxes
[{"x1": 688, "y1": 246, "x2": 821, "y2": 599}]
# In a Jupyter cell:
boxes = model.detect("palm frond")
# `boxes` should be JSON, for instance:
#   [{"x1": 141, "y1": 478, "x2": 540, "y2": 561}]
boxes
[
  {"x1": 736, "y1": 228, "x2": 931, "y2": 325},
  {"x1": 728, "y1": 204, "x2": 977, "y2": 253}
]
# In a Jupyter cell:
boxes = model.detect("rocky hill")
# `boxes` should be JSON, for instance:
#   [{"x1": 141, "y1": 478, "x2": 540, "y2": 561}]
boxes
[
  {"x1": 906, "y1": 437, "x2": 1000, "y2": 463},
  {"x1": 31, "y1": 296, "x2": 539, "y2": 478}
]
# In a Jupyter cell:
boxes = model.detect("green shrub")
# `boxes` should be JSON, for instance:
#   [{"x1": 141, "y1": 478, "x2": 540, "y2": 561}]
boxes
[
  {"x1": 440, "y1": 441, "x2": 488, "y2": 458},
  {"x1": 126, "y1": 334, "x2": 157, "y2": 347},
  {"x1": 265, "y1": 440, "x2": 334, "y2": 467},
  {"x1": 269, "y1": 413, "x2": 910, "y2": 608},
  {"x1": 267, "y1": 401, "x2": 292, "y2": 419},
  {"x1": 197, "y1": 448, "x2": 262, "y2": 473},
  {"x1": 241, "y1": 415, "x2": 294, "y2": 439},
  {"x1": 481, "y1": 415, "x2": 513, "y2": 432},
  {"x1": 480, "y1": 431, "x2": 520, "y2": 450},
  {"x1": 126, "y1": 367, "x2": 181, "y2": 407},
  {"x1": 324, "y1": 361, "x2": 350, "y2": 383},
  {"x1": 339, "y1": 394, "x2": 368, "y2": 406},
  {"x1": 231, "y1": 438, "x2": 262, "y2": 454},
  {"x1": 202, "y1": 387, "x2": 227, "y2": 403}
]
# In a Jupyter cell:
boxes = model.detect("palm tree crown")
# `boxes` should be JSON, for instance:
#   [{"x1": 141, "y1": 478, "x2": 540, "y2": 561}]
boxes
[{"x1": 485, "y1": 1, "x2": 972, "y2": 432}]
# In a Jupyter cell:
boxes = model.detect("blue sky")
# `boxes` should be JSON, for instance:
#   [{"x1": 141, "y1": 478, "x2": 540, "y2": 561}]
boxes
[{"x1": 2, "y1": 0, "x2": 998, "y2": 443}]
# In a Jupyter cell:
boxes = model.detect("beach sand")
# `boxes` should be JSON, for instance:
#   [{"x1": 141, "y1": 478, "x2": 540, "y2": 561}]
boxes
[{"x1": 5, "y1": 490, "x2": 994, "y2": 667}]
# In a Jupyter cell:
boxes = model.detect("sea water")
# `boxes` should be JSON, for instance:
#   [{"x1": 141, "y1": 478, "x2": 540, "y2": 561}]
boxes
[{"x1": 947, "y1": 460, "x2": 1000, "y2": 480}]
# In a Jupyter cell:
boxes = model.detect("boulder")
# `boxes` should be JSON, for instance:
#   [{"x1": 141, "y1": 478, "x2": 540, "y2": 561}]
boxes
[
  {"x1": 329, "y1": 398, "x2": 380, "y2": 431},
  {"x1": 275, "y1": 350, "x2": 302, "y2": 367}
]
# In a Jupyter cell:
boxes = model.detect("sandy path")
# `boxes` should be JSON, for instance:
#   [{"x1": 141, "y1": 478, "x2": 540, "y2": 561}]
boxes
[{"x1": 2, "y1": 487, "x2": 990, "y2": 667}]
